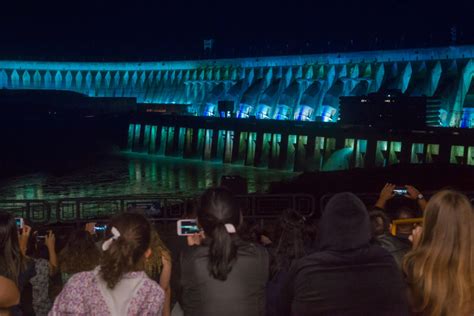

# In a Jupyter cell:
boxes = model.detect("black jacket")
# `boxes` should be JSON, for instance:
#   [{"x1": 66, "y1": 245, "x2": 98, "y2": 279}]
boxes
[
  {"x1": 278, "y1": 192, "x2": 409, "y2": 316},
  {"x1": 180, "y1": 237, "x2": 269, "y2": 316}
]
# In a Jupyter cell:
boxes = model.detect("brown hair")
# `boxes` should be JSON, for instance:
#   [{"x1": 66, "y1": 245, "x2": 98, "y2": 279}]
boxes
[
  {"x1": 0, "y1": 212, "x2": 24, "y2": 285},
  {"x1": 59, "y1": 230, "x2": 101, "y2": 275},
  {"x1": 403, "y1": 190, "x2": 474, "y2": 316},
  {"x1": 144, "y1": 228, "x2": 171, "y2": 281},
  {"x1": 100, "y1": 213, "x2": 151, "y2": 289}
]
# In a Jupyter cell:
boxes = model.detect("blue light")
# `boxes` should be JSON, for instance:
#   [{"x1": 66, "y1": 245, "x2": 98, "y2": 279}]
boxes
[
  {"x1": 295, "y1": 105, "x2": 313, "y2": 121},
  {"x1": 1, "y1": 45, "x2": 474, "y2": 126},
  {"x1": 203, "y1": 103, "x2": 215, "y2": 117},
  {"x1": 237, "y1": 103, "x2": 252, "y2": 118},
  {"x1": 320, "y1": 105, "x2": 337, "y2": 123},
  {"x1": 255, "y1": 104, "x2": 272, "y2": 119},
  {"x1": 461, "y1": 108, "x2": 474, "y2": 128},
  {"x1": 274, "y1": 104, "x2": 290, "y2": 120}
]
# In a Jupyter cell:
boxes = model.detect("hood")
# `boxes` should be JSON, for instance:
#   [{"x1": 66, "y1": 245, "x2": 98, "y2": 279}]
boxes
[{"x1": 319, "y1": 192, "x2": 371, "y2": 251}]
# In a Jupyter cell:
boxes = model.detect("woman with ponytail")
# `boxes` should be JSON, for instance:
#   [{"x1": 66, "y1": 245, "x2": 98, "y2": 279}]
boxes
[
  {"x1": 180, "y1": 187, "x2": 269, "y2": 316},
  {"x1": 51, "y1": 213, "x2": 165, "y2": 315}
]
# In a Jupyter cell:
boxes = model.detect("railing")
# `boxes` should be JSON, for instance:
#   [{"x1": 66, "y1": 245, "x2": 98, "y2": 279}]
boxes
[{"x1": 0, "y1": 193, "x2": 316, "y2": 224}]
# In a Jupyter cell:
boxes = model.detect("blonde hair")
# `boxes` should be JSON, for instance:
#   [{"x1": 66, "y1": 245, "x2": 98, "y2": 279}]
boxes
[
  {"x1": 145, "y1": 228, "x2": 171, "y2": 280},
  {"x1": 403, "y1": 190, "x2": 474, "y2": 316}
]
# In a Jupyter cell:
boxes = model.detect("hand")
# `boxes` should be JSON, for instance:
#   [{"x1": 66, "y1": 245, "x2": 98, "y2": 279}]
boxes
[
  {"x1": 409, "y1": 225, "x2": 423, "y2": 248},
  {"x1": 18, "y1": 225, "x2": 31, "y2": 255},
  {"x1": 45, "y1": 230, "x2": 55, "y2": 250},
  {"x1": 260, "y1": 235, "x2": 272, "y2": 246},
  {"x1": 405, "y1": 185, "x2": 422, "y2": 200},
  {"x1": 186, "y1": 232, "x2": 204, "y2": 246},
  {"x1": 379, "y1": 183, "x2": 396, "y2": 201},
  {"x1": 85, "y1": 222, "x2": 96, "y2": 235},
  {"x1": 375, "y1": 183, "x2": 396, "y2": 209}
]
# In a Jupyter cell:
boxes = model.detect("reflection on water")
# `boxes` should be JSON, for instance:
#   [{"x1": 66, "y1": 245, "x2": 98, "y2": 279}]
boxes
[{"x1": 0, "y1": 153, "x2": 296, "y2": 200}]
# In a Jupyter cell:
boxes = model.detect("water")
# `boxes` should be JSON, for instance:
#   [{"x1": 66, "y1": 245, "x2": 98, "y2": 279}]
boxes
[{"x1": 0, "y1": 153, "x2": 296, "y2": 200}]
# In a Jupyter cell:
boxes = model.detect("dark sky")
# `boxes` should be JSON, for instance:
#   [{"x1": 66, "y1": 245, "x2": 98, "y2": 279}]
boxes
[{"x1": 1, "y1": 0, "x2": 474, "y2": 60}]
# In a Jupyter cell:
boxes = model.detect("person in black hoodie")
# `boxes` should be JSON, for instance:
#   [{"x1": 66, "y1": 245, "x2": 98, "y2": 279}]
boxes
[{"x1": 278, "y1": 192, "x2": 409, "y2": 316}]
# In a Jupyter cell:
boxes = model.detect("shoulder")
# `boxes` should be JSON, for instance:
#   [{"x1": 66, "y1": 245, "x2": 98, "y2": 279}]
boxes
[
  {"x1": 181, "y1": 244, "x2": 208, "y2": 262},
  {"x1": 51, "y1": 271, "x2": 102, "y2": 315},
  {"x1": 141, "y1": 276, "x2": 165, "y2": 297},
  {"x1": 236, "y1": 239, "x2": 268, "y2": 254},
  {"x1": 128, "y1": 275, "x2": 165, "y2": 314},
  {"x1": 61, "y1": 270, "x2": 97, "y2": 292}
]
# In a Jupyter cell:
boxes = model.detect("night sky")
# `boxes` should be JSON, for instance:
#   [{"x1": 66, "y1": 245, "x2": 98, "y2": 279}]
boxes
[{"x1": 1, "y1": 0, "x2": 474, "y2": 61}]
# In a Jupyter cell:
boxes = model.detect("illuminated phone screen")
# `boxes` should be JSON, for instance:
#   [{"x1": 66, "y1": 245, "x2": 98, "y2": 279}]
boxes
[
  {"x1": 393, "y1": 189, "x2": 407, "y2": 195},
  {"x1": 178, "y1": 220, "x2": 200, "y2": 235},
  {"x1": 94, "y1": 224, "x2": 107, "y2": 232},
  {"x1": 15, "y1": 218, "x2": 23, "y2": 229}
]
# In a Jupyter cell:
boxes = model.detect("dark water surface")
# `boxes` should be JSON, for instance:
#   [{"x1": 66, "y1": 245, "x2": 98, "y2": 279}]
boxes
[{"x1": 0, "y1": 153, "x2": 296, "y2": 200}]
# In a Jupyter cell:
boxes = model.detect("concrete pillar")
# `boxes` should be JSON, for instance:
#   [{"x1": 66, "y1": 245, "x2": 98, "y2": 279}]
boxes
[
  {"x1": 253, "y1": 132, "x2": 264, "y2": 167},
  {"x1": 294, "y1": 135, "x2": 308, "y2": 172},
  {"x1": 364, "y1": 138, "x2": 377, "y2": 168},
  {"x1": 223, "y1": 130, "x2": 234, "y2": 163},
  {"x1": 231, "y1": 131, "x2": 242, "y2": 164},
  {"x1": 183, "y1": 128, "x2": 195, "y2": 158}
]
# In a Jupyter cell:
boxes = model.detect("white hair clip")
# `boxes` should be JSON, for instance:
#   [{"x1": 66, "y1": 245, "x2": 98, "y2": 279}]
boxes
[
  {"x1": 225, "y1": 223, "x2": 236, "y2": 234},
  {"x1": 102, "y1": 227, "x2": 121, "y2": 251}
]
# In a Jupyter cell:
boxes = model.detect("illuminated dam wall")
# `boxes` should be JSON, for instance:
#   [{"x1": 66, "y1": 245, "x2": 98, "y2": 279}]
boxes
[
  {"x1": 127, "y1": 115, "x2": 474, "y2": 172},
  {"x1": 2, "y1": 45, "x2": 474, "y2": 126}
]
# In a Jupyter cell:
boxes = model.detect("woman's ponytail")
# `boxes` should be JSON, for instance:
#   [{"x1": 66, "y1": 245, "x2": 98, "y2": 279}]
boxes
[
  {"x1": 100, "y1": 213, "x2": 151, "y2": 289},
  {"x1": 198, "y1": 188, "x2": 241, "y2": 281},
  {"x1": 208, "y1": 222, "x2": 237, "y2": 281}
]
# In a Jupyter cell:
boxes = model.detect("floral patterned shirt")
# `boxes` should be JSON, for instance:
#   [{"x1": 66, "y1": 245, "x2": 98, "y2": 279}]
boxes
[
  {"x1": 31, "y1": 258, "x2": 52, "y2": 316},
  {"x1": 49, "y1": 268, "x2": 164, "y2": 316}
]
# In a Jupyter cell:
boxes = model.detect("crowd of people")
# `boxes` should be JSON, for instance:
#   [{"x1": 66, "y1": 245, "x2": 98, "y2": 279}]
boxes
[{"x1": 0, "y1": 184, "x2": 473, "y2": 316}]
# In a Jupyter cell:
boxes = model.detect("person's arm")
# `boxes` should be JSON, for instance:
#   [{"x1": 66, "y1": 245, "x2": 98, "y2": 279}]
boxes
[
  {"x1": 374, "y1": 183, "x2": 396, "y2": 210},
  {"x1": 18, "y1": 225, "x2": 31, "y2": 256},
  {"x1": 159, "y1": 254, "x2": 172, "y2": 316},
  {"x1": 0, "y1": 276, "x2": 20, "y2": 308},
  {"x1": 45, "y1": 230, "x2": 58, "y2": 275},
  {"x1": 405, "y1": 185, "x2": 427, "y2": 212}
]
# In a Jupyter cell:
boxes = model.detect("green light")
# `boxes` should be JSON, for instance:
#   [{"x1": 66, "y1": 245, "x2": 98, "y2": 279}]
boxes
[
  {"x1": 127, "y1": 124, "x2": 134, "y2": 151},
  {"x1": 150, "y1": 126, "x2": 157, "y2": 154},
  {"x1": 133, "y1": 124, "x2": 141, "y2": 150},
  {"x1": 143, "y1": 125, "x2": 151, "y2": 153},
  {"x1": 450, "y1": 145, "x2": 465, "y2": 164}
]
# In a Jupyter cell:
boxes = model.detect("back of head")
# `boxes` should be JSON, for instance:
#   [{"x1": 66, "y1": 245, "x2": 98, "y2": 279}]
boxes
[
  {"x1": 0, "y1": 212, "x2": 22, "y2": 284},
  {"x1": 145, "y1": 228, "x2": 170, "y2": 280},
  {"x1": 319, "y1": 192, "x2": 370, "y2": 251},
  {"x1": 271, "y1": 209, "x2": 306, "y2": 276},
  {"x1": 403, "y1": 190, "x2": 474, "y2": 316},
  {"x1": 369, "y1": 210, "x2": 390, "y2": 237},
  {"x1": 198, "y1": 187, "x2": 240, "y2": 281},
  {"x1": 100, "y1": 212, "x2": 151, "y2": 289},
  {"x1": 59, "y1": 229, "x2": 101, "y2": 274}
]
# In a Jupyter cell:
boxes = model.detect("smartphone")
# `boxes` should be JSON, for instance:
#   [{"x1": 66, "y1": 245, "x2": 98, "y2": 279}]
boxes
[
  {"x1": 177, "y1": 219, "x2": 200, "y2": 236},
  {"x1": 393, "y1": 188, "x2": 408, "y2": 196},
  {"x1": 35, "y1": 230, "x2": 48, "y2": 241},
  {"x1": 15, "y1": 217, "x2": 24, "y2": 230},
  {"x1": 94, "y1": 224, "x2": 107, "y2": 232}
]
